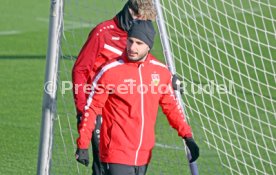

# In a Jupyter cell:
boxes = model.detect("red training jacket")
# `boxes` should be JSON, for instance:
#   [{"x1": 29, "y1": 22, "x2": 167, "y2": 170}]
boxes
[
  {"x1": 77, "y1": 53, "x2": 193, "y2": 166},
  {"x1": 72, "y1": 17, "x2": 127, "y2": 114}
]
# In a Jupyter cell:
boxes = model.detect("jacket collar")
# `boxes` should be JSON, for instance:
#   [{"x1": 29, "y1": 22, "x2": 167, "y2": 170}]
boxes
[{"x1": 115, "y1": 2, "x2": 133, "y2": 31}]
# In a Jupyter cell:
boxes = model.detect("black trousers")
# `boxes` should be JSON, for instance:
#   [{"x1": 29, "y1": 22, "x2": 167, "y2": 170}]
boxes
[
  {"x1": 91, "y1": 115, "x2": 103, "y2": 175},
  {"x1": 102, "y1": 163, "x2": 148, "y2": 175}
]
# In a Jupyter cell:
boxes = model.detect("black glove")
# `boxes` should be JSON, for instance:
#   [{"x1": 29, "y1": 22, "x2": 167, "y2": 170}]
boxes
[
  {"x1": 184, "y1": 137, "x2": 199, "y2": 163},
  {"x1": 75, "y1": 148, "x2": 89, "y2": 166},
  {"x1": 172, "y1": 74, "x2": 184, "y2": 94}
]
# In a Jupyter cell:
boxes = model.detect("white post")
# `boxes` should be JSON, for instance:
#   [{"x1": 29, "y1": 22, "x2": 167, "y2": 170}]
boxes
[
  {"x1": 37, "y1": 0, "x2": 63, "y2": 174},
  {"x1": 153, "y1": 0, "x2": 199, "y2": 174}
]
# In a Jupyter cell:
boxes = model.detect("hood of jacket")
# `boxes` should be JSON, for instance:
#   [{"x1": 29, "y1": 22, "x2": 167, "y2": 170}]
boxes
[{"x1": 116, "y1": 2, "x2": 134, "y2": 31}]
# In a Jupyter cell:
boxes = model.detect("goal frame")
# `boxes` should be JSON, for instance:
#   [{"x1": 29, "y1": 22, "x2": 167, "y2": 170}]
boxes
[{"x1": 37, "y1": 0, "x2": 63, "y2": 174}]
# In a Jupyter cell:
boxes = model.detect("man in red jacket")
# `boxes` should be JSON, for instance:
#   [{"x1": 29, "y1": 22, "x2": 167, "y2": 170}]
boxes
[
  {"x1": 72, "y1": 1, "x2": 156, "y2": 174},
  {"x1": 75, "y1": 20, "x2": 199, "y2": 175}
]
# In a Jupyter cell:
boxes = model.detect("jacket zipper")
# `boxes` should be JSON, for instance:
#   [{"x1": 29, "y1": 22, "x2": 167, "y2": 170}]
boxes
[{"x1": 135, "y1": 64, "x2": 145, "y2": 165}]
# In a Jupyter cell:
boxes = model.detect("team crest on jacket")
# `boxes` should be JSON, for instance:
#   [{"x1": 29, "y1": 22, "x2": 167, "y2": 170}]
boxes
[{"x1": 151, "y1": 73, "x2": 160, "y2": 86}]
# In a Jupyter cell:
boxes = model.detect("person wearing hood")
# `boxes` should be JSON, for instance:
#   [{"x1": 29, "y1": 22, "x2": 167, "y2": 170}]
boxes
[
  {"x1": 72, "y1": 1, "x2": 156, "y2": 174},
  {"x1": 75, "y1": 20, "x2": 199, "y2": 175}
]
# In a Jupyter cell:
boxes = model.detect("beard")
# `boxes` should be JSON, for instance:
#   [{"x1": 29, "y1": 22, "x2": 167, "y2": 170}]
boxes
[{"x1": 127, "y1": 50, "x2": 148, "y2": 62}]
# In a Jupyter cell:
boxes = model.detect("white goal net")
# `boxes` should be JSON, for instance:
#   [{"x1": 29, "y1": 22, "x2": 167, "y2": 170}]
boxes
[{"x1": 47, "y1": 0, "x2": 276, "y2": 174}]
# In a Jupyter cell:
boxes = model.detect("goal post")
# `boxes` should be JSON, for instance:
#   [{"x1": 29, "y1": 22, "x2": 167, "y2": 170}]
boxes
[
  {"x1": 154, "y1": 0, "x2": 199, "y2": 174},
  {"x1": 38, "y1": 0, "x2": 276, "y2": 174},
  {"x1": 37, "y1": 0, "x2": 63, "y2": 174}
]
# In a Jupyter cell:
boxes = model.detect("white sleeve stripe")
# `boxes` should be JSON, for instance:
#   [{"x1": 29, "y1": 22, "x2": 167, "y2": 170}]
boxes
[
  {"x1": 84, "y1": 59, "x2": 124, "y2": 110},
  {"x1": 149, "y1": 60, "x2": 167, "y2": 69},
  {"x1": 104, "y1": 44, "x2": 123, "y2": 55}
]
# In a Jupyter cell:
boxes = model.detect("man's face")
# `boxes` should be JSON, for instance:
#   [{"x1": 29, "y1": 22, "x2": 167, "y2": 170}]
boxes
[{"x1": 127, "y1": 37, "x2": 150, "y2": 62}]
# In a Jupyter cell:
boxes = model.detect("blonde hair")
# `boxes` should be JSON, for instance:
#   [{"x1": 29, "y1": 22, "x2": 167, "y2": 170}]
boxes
[{"x1": 128, "y1": 0, "x2": 157, "y2": 21}]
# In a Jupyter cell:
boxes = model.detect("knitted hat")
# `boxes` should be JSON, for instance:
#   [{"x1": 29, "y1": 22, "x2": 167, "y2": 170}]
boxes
[{"x1": 128, "y1": 20, "x2": 156, "y2": 49}]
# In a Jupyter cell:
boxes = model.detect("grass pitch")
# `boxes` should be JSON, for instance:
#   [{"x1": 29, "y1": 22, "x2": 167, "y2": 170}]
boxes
[{"x1": 0, "y1": 0, "x2": 275, "y2": 175}]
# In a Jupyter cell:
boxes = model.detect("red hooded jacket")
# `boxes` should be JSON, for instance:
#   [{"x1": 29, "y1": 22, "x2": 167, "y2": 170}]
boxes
[
  {"x1": 72, "y1": 17, "x2": 128, "y2": 114},
  {"x1": 77, "y1": 53, "x2": 192, "y2": 166}
]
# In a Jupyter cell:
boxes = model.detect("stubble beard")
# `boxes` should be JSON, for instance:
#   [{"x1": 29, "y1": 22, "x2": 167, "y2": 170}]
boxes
[{"x1": 128, "y1": 51, "x2": 148, "y2": 62}]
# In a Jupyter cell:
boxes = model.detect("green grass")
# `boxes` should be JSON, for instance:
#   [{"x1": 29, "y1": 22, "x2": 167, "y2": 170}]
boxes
[
  {"x1": 0, "y1": 0, "x2": 48, "y2": 174},
  {"x1": 0, "y1": 59, "x2": 45, "y2": 174},
  {"x1": 1, "y1": 0, "x2": 275, "y2": 174}
]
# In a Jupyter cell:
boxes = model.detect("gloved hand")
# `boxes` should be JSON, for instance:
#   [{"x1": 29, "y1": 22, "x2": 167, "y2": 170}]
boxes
[
  {"x1": 75, "y1": 148, "x2": 89, "y2": 166},
  {"x1": 172, "y1": 74, "x2": 184, "y2": 94},
  {"x1": 184, "y1": 137, "x2": 199, "y2": 163}
]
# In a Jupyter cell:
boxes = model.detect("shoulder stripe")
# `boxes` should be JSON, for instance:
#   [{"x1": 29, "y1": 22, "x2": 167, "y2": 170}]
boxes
[
  {"x1": 104, "y1": 44, "x2": 123, "y2": 55},
  {"x1": 149, "y1": 60, "x2": 168, "y2": 69},
  {"x1": 84, "y1": 59, "x2": 124, "y2": 110}
]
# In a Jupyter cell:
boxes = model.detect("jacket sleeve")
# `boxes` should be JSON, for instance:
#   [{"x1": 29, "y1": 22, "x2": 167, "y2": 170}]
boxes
[
  {"x1": 159, "y1": 79, "x2": 193, "y2": 138},
  {"x1": 72, "y1": 28, "x2": 101, "y2": 114},
  {"x1": 76, "y1": 75, "x2": 110, "y2": 149}
]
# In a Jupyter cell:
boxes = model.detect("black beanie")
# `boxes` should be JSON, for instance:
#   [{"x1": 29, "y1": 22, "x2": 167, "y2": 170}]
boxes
[{"x1": 128, "y1": 20, "x2": 156, "y2": 49}]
